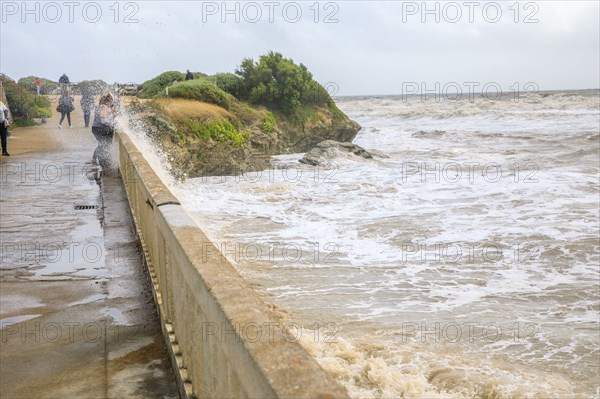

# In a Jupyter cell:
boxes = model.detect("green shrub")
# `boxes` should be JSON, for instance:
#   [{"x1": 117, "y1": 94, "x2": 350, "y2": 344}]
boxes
[
  {"x1": 214, "y1": 73, "x2": 244, "y2": 98},
  {"x1": 195, "y1": 75, "x2": 217, "y2": 84},
  {"x1": 3, "y1": 81, "x2": 52, "y2": 120},
  {"x1": 17, "y1": 76, "x2": 58, "y2": 95},
  {"x1": 138, "y1": 71, "x2": 185, "y2": 98},
  {"x1": 302, "y1": 80, "x2": 332, "y2": 106},
  {"x1": 13, "y1": 120, "x2": 37, "y2": 127},
  {"x1": 192, "y1": 72, "x2": 208, "y2": 79},
  {"x1": 74, "y1": 80, "x2": 108, "y2": 95},
  {"x1": 261, "y1": 112, "x2": 276, "y2": 132},
  {"x1": 186, "y1": 118, "x2": 248, "y2": 146},
  {"x1": 235, "y1": 51, "x2": 331, "y2": 117},
  {"x1": 295, "y1": 106, "x2": 321, "y2": 124},
  {"x1": 169, "y1": 80, "x2": 233, "y2": 110},
  {"x1": 35, "y1": 106, "x2": 52, "y2": 118}
]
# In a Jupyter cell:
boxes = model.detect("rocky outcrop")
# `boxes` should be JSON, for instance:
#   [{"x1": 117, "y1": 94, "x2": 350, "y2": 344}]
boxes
[
  {"x1": 249, "y1": 110, "x2": 361, "y2": 156},
  {"x1": 127, "y1": 99, "x2": 362, "y2": 178},
  {"x1": 299, "y1": 140, "x2": 374, "y2": 166},
  {"x1": 278, "y1": 116, "x2": 361, "y2": 154},
  {"x1": 164, "y1": 137, "x2": 251, "y2": 177}
]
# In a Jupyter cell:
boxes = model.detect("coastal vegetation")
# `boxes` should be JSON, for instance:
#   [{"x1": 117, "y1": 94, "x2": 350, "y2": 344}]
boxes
[
  {"x1": 128, "y1": 52, "x2": 361, "y2": 177},
  {"x1": 1, "y1": 75, "x2": 53, "y2": 125},
  {"x1": 17, "y1": 76, "x2": 59, "y2": 95}
]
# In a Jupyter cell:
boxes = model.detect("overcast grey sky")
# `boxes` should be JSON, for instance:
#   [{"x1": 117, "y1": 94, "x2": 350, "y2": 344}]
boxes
[{"x1": 1, "y1": 1, "x2": 599, "y2": 95}]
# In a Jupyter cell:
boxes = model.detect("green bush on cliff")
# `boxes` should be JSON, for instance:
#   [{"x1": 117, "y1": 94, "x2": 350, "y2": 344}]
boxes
[
  {"x1": 138, "y1": 71, "x2": 185, "y2": 98},
  {"x1": 3, "y1": 80, "x2": 52, "y2": 120},
  {"x1": 214, "y1": 73, "x2": 244, "y2": 98},
  {"x1": 235, "y1": 51, "x2": 332, "y2": 117},
  {"x1": 192, "y1": 75, "x2": 217, "y2": 85},
  {"x1": 302, "y1": 80, "x2": 336, "y2": 107},
  {"x1": 191, "y1": 72, "x2": 208, "y2": 79},
  {"x1": 137, "y1": 56, "x2": 342, "y2": 121},
  {"x1": 186, "y1": 118, "x2": 248, "y2": 147},
  {"x1": 169, "y1": 80, "x2": 233, "y2": 110},
  {"x1": 74, "y1": 80, "x2": 108, "y2": 95}
]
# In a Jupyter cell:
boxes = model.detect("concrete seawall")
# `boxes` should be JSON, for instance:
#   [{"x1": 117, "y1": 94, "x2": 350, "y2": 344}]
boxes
[{"x1": 116, "y1": 131, "x2": 348, "y2": 399}]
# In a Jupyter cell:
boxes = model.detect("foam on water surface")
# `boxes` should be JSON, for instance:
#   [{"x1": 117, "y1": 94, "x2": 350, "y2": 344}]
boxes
[{"x1": 123, "y1": 91, "x2": 600, "y2": 398}]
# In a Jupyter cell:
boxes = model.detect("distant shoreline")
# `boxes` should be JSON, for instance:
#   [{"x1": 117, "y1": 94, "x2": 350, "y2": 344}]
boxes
[{"x1": 335, "y1": 88, "x2": 600, "y2": 100}]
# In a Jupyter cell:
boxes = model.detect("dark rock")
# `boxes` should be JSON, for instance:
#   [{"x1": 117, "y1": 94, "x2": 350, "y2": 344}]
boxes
[
  {"x1": 299, "y1": 140, "x2": 374, "y2": 166},
  {"x1": 250, "y1": 111, "x2": 362, "y2": 155},
  {"x1": 412, "y1": 130, "x2": 446, "y2": 137},
  {"x1": 278, "y1": 117, "x2": 362, "y2": 154}
]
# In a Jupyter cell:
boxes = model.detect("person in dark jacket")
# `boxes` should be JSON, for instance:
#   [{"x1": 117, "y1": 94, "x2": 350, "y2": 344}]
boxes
[
  {"x1": 58, "y1": 74, "x2": 70, "y2": 84},
  {"x1": 59, "y1": 73, "x2": 70, "y2": 93},
  {"x1": 91, "y1": 93, "x2": 117, "y2": 169},
  {"x1": 185, "y1": 69, "x2": 194, "y2": 81},
  {"x1": 0, "y1": 101, "x2": 10, "y2": 156},
  {"x1": 80, "y1": 91, "x2": 95, "y2": 128},
  {"x1": 57, "y1": 93, "x2": 75, "y2": 128}
]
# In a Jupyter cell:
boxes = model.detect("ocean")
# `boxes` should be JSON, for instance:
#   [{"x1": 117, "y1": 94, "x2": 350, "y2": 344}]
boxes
[{"x1": 127, "y1": 90, "x2": 600, "y2": 398}]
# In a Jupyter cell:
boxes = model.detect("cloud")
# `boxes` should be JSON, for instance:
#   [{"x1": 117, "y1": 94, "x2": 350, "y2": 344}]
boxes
[{"x1": 1, "y1": 0, "x2": 598, "y2": 94}]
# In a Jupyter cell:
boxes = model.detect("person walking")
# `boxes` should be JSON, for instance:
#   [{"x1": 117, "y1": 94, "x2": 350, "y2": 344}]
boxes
[
  {"x1": 58, "y1": 74, "x2": 70, "y2": 84},
  {"x1": 80, "y1": 91, "x2": 95, "y2": 128},
  {"x1": 35, "y1": 77, "x2": 42, "y2": 95},
  {"x1": 185, "y1": 69, "x2": 194, "y2": 81},
  {"x1": 58, "y1": 73, "x2": 70, "y2": 93},
  {"x1": 91, "y1": 93, "x2": 117, "y2": 169},
  {"x1": 57, "y1": 93, "x2": 75, "y2": 128},
  {"x1": 0, "y1": 101, "x2": 10, "y2": 156}
]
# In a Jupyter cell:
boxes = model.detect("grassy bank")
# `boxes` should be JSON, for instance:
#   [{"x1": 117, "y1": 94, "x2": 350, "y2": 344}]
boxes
[{"x1": 129, "y1": 52, "x2": 360, "y2": 177}]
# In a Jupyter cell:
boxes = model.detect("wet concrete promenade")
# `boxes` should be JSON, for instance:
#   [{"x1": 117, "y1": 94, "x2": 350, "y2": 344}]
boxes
[{"x1": 0, "y1": 103, "x2": 179, "y2": 398}]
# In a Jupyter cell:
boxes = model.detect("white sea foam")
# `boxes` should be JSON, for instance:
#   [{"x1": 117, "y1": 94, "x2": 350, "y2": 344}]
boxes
[{"x1": 125, "y1": 91, "x2": 600, "y2": 398}]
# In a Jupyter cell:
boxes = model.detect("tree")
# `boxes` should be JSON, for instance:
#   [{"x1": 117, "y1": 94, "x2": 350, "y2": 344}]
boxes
[{"x1": 235, "y1": 51, "x2": 329, "y2": 117}]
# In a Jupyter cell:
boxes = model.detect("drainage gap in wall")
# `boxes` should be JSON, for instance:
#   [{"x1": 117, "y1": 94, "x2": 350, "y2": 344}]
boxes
[{"x1": 74, "y1": 205, "x2": 99, "y2": 210}]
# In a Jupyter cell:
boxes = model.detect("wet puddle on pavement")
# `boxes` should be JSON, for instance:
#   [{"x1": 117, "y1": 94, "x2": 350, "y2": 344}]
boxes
[{"x1": 31, "y1": 215, "x2": 106, "y2": 280}]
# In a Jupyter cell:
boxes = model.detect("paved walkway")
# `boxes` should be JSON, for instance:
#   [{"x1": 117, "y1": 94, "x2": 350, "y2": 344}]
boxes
[{"x1": 0, "y1": 98, "x2": 179, "y2": 398}]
